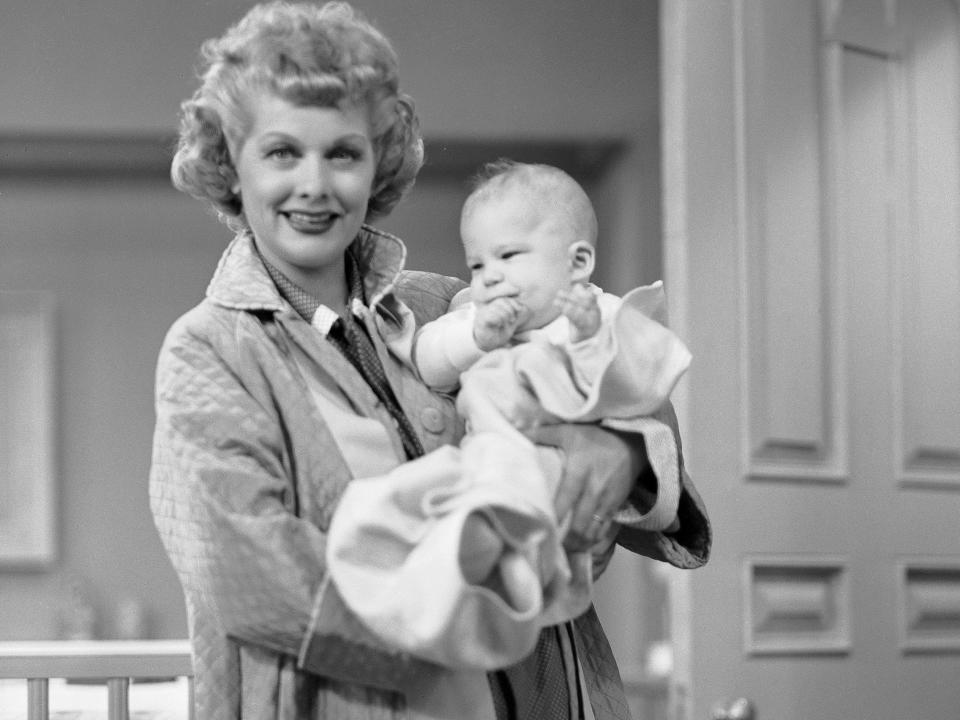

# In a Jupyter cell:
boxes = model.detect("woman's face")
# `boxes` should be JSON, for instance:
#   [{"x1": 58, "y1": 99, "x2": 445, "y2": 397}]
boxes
[{"x1": 232, "y1": 92, "x2": 377, "y2": 296}]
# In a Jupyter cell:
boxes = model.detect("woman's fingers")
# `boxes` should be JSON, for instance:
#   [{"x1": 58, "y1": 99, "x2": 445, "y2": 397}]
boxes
[{"x1": 530, "y1": 423, "x2": 641, "y2": 550}]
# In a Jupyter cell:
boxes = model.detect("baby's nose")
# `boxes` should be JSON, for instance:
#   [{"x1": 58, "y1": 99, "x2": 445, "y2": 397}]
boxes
[{"x1": 481, "y1": 266, "x2": 503, "y2": 285}]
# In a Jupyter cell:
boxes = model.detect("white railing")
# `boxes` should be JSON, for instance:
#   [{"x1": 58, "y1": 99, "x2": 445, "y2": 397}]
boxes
[
  {"x1": 0, "y1": 640, "x2": 666, "y2": 720},
  {"x1": 0, "y1": 640, "x2": 192, "y2": 720}
]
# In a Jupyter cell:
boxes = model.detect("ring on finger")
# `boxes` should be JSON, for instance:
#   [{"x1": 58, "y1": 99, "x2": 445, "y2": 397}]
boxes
[{"x1": 589, "y1": 513, "x2": 613, "y2": 535}]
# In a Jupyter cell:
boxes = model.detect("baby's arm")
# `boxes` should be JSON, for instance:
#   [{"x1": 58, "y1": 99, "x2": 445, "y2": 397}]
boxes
[
  {"x1": 412, "y1": 294, "x2": 525, "y2": 391},
  {"x1": 412, "y1": 301, "x2": 485, "y2": 391},
  {"x1": 555, "y1": 284, "x2": 602, "y2": 343}
]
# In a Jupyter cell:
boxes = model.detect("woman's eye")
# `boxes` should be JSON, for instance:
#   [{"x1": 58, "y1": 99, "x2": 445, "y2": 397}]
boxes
[
  {"x1": 331, "y1": 146, "x2": 363, "y2": 161},
  {"x1": 266, "y1": 147, "x2": 295, "y2": 161}
]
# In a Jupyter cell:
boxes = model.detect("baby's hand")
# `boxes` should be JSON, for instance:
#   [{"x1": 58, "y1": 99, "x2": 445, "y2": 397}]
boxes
[
  {"x1": 556, "y1": 284, "x2": 601, "y2": 343},
  {"x1": 474, "y1": 297, "x2": 523, "y2": 351}
]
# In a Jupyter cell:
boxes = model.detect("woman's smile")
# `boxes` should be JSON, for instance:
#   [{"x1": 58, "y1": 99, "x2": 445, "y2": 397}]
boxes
[{"x1": 281, "y1": 209, "x2": 340, "y2": 234}]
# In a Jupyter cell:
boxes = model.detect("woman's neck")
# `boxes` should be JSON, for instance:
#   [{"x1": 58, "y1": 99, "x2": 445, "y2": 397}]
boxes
[
  {"x1": 252, "y1": 239, "x2": 350, "y2": 311},
  {"x1": 305, "y1": 266, "x2": 349, "y2": 311}
]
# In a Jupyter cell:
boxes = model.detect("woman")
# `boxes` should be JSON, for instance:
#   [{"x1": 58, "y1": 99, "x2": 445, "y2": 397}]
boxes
[{"x1": 149, "y1": 2, "x2": 710, "y2": 719}]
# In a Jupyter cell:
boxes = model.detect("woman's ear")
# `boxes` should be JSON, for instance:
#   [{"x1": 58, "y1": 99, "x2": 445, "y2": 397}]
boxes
[
  {"x1": 228, "y1": 168, "x2": 241, "y2": 196},
  {"x1": 568, "y1": 241, "x2": 596, "y2": 283}
]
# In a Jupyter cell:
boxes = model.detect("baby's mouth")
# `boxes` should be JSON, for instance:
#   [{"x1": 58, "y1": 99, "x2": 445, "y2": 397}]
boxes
[{"x1": 479, "y1": 287, "x2": 520, "y2": 303}]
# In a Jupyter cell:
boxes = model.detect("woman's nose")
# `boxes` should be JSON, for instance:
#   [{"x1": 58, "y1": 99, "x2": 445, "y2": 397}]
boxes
[{"x1": 297, "y1": 155, "x2": 329, "y2": 198}]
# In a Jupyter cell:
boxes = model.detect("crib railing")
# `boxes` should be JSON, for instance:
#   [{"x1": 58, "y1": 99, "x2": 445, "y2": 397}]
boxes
[
  {"x1": 0, "y1": 640, "x2": 665, "y2": 720},
  {"x1": 0, "y1": 639, "x2": 192, "y2": 720}
]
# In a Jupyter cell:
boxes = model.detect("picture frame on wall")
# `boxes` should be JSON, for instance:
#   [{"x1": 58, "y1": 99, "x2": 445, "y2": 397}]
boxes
[{"x1": 0, "y1": 291, "x2": 57, "y2": 567}]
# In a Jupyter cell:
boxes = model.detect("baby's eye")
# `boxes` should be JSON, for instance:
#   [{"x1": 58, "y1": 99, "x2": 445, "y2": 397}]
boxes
[
  {"x1": 468, "y1": 262, "x2": 483, "y2": 273},
  {"x1": 500, "y1": 250, "x2": 521, "y2": 260}
]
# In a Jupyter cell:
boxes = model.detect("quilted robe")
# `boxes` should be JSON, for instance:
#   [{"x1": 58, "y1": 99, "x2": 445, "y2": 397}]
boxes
[{"x1": 149, "y1": 227, "x2": 711, "y2": 720}]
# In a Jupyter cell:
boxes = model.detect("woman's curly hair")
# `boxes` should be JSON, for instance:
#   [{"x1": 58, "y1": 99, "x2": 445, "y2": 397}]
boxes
[{"x1": 171, "y1": 1, "x2": 423, "y2": 228}]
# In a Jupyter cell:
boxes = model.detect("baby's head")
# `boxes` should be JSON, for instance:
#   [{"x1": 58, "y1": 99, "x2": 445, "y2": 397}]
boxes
[{"x1": 460, "y1": 159, "x2": 597, "y2": 332}]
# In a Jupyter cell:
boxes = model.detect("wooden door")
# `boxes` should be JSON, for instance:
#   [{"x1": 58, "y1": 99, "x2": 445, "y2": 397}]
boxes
[{"x1": 661, "y1": 1, "x2": 960, "y2": 718}]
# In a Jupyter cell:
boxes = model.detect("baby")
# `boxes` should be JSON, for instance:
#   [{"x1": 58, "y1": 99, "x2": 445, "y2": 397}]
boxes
[
  {"x1": 326, "y1": 160, "x2": 691, "y2": 670},
  {"x1": 415, "y1": 159, "x2": 689, "y2": 433},
  {"x1": 414, "y1": 158, "x2": 605, "y2": 394},
  {"x1": 414, "y1": 157, "x2": 690, "y2": 571}
]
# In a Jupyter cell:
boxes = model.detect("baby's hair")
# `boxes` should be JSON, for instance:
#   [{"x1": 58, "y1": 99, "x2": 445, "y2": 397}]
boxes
[
  {"x1": 171, "y1": 0, "x2": 423, "y2": 228},
  {"x1": 462, "y1": 159, "x2": 598, "y2": 246}
]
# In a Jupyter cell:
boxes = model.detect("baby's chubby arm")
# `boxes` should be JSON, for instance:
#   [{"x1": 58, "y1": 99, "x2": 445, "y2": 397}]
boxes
[{"x1": 409, "y1": 289, "x2": 482, "y2": 391}]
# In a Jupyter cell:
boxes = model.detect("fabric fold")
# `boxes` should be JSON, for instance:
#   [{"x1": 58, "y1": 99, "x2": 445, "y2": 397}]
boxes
[{"x1": 326, "y1": 431, "x2": 596, "y2": 670}]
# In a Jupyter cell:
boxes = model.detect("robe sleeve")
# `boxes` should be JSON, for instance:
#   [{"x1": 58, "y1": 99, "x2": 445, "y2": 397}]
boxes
[{"x1": 149, "y1": 319, "x2": 446, "y2": 693}]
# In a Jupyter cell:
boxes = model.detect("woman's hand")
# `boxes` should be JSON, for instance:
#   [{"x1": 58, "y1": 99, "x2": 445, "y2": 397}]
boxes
[{"x1": 531, "y1": 423, "x2": 648, "y2": 552}]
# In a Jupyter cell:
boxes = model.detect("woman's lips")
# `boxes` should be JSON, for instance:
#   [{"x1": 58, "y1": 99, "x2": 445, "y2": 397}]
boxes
[{"x1": 282, "y1": 210, "x2": 338, "y2": 233}]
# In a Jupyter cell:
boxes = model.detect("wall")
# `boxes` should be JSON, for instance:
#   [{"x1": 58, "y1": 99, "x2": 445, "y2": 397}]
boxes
[
  {"x1": 0, "y1": 0, "x2": 655, "y2": 139},
  {"x1": 0, "y1": 0, "x2": 662, "y2": 644},
  {"x1": 0, "y1": 177, "x2": 230, "y2": 639}
]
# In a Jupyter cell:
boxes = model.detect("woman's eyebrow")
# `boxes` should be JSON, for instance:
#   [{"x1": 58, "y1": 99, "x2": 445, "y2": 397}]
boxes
[{"x1": 256, "y1": 131, "x2": 297, "y2": 143}]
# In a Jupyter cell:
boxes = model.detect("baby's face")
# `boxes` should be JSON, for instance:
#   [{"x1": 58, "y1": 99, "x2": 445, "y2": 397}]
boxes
[{"x1": 461, "y1": 196, "x2": 575, "y2": 332}]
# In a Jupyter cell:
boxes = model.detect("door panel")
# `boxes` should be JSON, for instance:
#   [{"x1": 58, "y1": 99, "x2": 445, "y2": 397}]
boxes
[{"x1": 661, "y1": 1, "x2": 960, "y2": 718}]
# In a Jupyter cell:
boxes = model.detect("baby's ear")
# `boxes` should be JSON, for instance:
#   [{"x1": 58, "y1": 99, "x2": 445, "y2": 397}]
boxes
[{"x1": 568, "y1": 241, "x2": 595, "y2": 282}]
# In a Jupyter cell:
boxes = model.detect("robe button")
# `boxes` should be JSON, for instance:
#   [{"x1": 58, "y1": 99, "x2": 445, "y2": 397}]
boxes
[{"x1": 420, "y1": 407, "x2": 445, "y2": 434}]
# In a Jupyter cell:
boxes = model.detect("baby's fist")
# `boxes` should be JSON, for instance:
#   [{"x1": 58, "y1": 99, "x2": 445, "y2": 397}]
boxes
[
  {"x1": 474, "y1": 297, "x2": 522, "y2": 351},
  {"x1": 556, "y1": 284, "x2": 601, "y2": 342}
]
